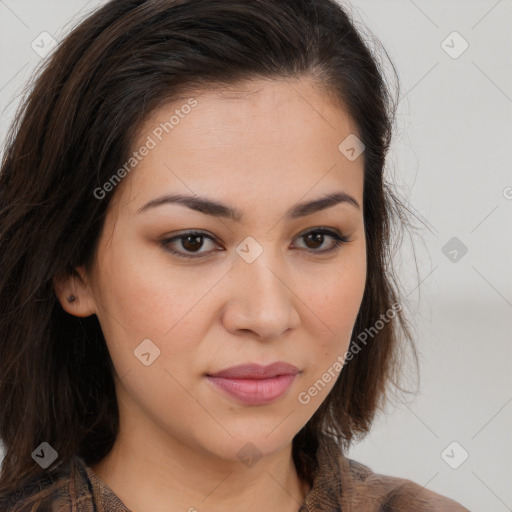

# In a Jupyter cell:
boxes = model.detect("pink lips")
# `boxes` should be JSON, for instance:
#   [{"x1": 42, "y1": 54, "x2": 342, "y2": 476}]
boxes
[{"x1": 205, "y1": 362, "x2": 299, "y2": 405}]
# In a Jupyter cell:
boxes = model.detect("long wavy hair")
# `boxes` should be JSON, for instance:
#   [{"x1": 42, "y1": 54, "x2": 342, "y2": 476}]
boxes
[{"x1": 0, "y1": 0, "x2": 419, "y2": 495}]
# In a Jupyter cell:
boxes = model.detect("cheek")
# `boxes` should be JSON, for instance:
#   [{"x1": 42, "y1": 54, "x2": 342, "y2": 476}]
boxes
[
  {"x1": 92, "y1": 236, "x2": 221, "y2": 377},
  {"x1": 293, "y1": 258, "x2": 366, "y2": 409},
  {"x1": 96, "y1": 231, "x2": 218, "y2": 330},
  {"x1": 300, "y1": 249, "x2": 366, "y2": 360},
  {"x1": 324, "y1": 273, "x2": 365, "y2": 332},
  {"x1": 308, "y1": 245, "x2": 366, "y2": 321}
]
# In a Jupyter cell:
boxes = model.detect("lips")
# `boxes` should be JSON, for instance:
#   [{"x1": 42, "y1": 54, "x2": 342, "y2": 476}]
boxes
[
  {"x1": 208, "y1": 362, "x2": 300, "y2": 379},
  {"x1": 205, "y1": 362, "x2": 300, "y2": 405}
]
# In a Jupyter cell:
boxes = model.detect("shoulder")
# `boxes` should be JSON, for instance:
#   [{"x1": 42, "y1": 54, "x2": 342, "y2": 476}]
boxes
[
  {"x1": 0, "y1": 456, "x2": 92, "y2": 512},
  {"x1": 340, "y1": 456, "x2": 472, "y2": 511}
]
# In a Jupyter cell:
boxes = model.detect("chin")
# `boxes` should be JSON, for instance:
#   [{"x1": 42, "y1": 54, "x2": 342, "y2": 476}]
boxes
[{"x1": 200, "y1": 427, "x2": 296, "y2": 464}]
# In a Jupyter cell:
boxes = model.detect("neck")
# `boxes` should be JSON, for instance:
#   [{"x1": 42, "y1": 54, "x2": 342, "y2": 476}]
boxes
[{"x1": 91, "y1": 425, "x2": 310, "y2": 512}]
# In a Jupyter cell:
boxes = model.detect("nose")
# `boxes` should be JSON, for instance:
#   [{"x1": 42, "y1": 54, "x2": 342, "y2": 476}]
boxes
[{"x1": 221, "y1": 250, "x2": 300, "y2": 340}]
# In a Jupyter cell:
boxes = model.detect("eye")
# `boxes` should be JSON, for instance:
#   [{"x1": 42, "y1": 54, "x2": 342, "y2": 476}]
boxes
[
  {"x1": 160, "y1": 227, "x2": 350, "y2": 260},
  {"x1": 160, "y1": 231, "x2": 221, "y2": 259},
  {"x1": 292, "y1": 227, "x2": 350, "y2": 254}
]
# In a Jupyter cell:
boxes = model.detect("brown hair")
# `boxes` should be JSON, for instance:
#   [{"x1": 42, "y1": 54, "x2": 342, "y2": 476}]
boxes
[{"x1": 0, "y1": 0, "x2": 419, "y2": 495}]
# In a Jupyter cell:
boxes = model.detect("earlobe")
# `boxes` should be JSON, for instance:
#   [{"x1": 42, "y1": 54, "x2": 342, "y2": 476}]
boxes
[{"x1": 52, "y1": 265, "x2": 96, "y2": 318}]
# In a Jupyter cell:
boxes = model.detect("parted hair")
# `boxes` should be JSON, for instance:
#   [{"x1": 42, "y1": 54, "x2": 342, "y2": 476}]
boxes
[{"x1": 0, "y1": 0, "x2": 418, "y2": 494}]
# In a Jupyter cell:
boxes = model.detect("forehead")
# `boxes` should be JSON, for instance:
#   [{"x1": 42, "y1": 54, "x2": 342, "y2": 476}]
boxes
[{"x1": 112, "y1": 77, "x2": 363, "y2": 216}]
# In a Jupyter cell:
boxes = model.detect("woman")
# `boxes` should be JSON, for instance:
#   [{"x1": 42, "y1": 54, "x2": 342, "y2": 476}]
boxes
[{"x1": 0, "y1": 0, "x2": 470, "y2": 510}]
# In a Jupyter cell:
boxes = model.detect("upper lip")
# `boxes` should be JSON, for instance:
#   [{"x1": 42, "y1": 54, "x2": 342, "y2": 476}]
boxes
[{"x1": 207, "y1": 362, "x2": 300, "y2": 379}]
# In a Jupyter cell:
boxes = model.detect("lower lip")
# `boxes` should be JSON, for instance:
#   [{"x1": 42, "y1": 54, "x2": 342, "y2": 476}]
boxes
[{"x1": 205, "y1": 374, "x2": 297, "y2": 405}]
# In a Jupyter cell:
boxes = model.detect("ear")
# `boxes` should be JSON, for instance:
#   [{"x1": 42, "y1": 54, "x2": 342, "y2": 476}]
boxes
[{"x1": 53, "y1": 265, "x2": 97, "y2": 318}]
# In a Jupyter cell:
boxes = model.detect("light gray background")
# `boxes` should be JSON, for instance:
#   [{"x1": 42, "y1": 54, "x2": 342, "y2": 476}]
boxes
[{"x1": 1, "y1": 1, "x2": 511, "y2": 511}]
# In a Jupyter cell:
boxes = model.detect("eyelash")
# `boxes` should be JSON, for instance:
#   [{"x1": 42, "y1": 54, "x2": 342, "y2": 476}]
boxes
[{"x1": 160, "y1": 227, "x2": 350, "y2": 260}]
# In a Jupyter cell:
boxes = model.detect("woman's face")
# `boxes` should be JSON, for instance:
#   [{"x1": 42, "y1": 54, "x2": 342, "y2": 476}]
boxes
[{"x1": 62, "y1": 77, "x2": 366, "y2": 463}]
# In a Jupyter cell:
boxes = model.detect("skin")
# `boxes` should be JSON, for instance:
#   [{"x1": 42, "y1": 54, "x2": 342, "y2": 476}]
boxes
[{"x1": 54, "y1": 76, "x2": 366, "y2": 512}]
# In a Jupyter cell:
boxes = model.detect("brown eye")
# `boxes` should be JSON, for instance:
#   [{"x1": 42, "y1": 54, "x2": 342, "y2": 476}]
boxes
[
  {"x1": 161, "y1": 227, "x2": 349, "y2": 260},
  {"x1": 304, "y1": 232, "x2": 325, "y2": 249},
  {"x1": 181, "y1": 234, "x2": 205, "y2": 252},
  {"x1": 161, "y1": 231, "x2": 220, "y2": 259},
  {"x1": 293, "y1": 228, "x2": 349, "y2": 254}
]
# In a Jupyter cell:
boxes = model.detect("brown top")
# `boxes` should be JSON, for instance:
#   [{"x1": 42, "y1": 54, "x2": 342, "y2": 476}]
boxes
[{"x1": 0, "y1": 434, "x2": 471, "y2": 511}]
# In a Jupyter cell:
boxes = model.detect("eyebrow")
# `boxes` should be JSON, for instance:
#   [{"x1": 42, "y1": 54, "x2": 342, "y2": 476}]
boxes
[{"x1": 137, "y1": 191, "x2": 360, "y2": 220}]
